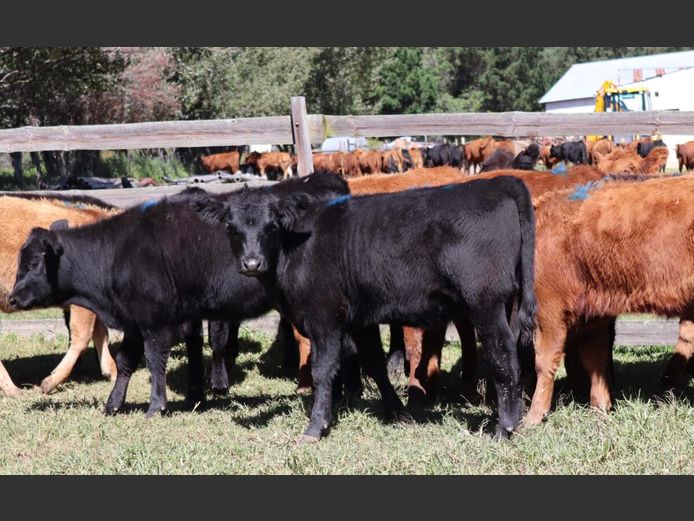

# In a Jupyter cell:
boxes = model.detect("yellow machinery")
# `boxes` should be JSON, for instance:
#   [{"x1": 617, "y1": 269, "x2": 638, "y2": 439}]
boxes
[{"x1": 587, "y1": 80, "x2": 653, "y2": 142}]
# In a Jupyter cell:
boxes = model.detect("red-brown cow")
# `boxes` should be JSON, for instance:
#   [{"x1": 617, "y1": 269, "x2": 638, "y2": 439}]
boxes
[{"x1": 200, "y1": 151, "x2": 240, "y2": 173}]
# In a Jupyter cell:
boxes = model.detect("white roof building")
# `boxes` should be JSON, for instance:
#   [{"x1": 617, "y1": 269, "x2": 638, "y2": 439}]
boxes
[
  {"x1": 539, "y1": 50, "x2": 694, "y2": 113},
  {"x1": 539, "y1": 50, "x2": 694, "y2": 168}
]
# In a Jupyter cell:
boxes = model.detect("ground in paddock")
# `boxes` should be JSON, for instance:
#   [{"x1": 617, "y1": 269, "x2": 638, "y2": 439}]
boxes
[{"x1": 0, "y1": 330, "x2": 692, "y2": 474}]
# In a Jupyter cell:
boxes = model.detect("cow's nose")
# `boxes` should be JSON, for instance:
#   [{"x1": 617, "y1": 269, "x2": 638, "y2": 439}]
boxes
[{"x1": 242, "y1": 257, "x2": 261, "y2": 272}]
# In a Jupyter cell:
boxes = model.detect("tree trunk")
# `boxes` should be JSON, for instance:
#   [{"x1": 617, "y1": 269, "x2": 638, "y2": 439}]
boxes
[{"x1": 10, "y1": 152, "x2": 23, "y2": 181}]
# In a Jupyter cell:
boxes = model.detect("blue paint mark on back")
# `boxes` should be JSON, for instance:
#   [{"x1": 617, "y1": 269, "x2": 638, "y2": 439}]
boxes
[
  {"x1": 140, "y1": 198, "x2": 160, "y2": 212},
  {"x1": 326, "y1": 194, "x2": 351, "y2": 206},
  {"x1": 568, "y1": 181, "x2": 598, "y2": 201},
  {"x1": 551, "y1": 162, "x2": 567, "y2": 175}
]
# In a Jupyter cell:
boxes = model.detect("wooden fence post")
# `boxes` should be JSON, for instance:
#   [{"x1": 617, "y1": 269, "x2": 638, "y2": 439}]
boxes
[{"x1": 291, "y1": 96, "x2": 314, "y2": 177}]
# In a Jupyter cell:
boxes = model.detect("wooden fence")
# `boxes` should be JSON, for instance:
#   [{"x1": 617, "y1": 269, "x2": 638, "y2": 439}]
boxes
[{"x1": 2, "y1": 97, "x2": 694, "y2": 177}]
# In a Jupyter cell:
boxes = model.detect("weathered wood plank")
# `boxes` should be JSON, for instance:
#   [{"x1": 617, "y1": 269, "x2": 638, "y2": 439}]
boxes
[
  {"x1": 1, "y1": 179, "x2": 276, "y2": 209},
  {"x1": 0, "y1": 117, "x2": 294, "y2": 152},
  {"x1": 324, "y1": 111, "x2": 694, "y2": 138},
  {"x1": 3, "y1": 111, "x2": 694, "y2": 154},
  {"x1": 291, "y1": 97, "x2": 314, "y2": 176}
]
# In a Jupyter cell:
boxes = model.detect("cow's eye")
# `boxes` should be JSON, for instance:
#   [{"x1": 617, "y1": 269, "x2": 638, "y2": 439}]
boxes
[{"x1": 266, "y1": 222, "x2": 279, "y2": 232}]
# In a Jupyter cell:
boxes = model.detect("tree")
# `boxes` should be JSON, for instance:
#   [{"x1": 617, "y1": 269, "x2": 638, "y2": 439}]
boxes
[
  {"x1": 0, "y1": 47, "x2": 124, "y2": 180},
  {"x1": 375, "y1": 48, "x2": 440, "y2": 114}
]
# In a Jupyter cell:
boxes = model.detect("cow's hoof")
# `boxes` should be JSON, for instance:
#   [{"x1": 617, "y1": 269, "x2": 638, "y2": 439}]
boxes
[
  {"x1": 211, "y1": 386, "x2": 229, "y2": 396},
  {"x1": 39, "y1": 376, "x2": 59, "y2": 395},
  {"x1": 145, "y1": 408, "x2": 165, "y2": 419},
  {"x1": 296, "y1": 386, "x2": 312, "y2": 396},
  {"x1": 104, "y1": 406, "x2": 119, "y2": 416},
  {"x1": 493, "y1": 426, "x2": 514, "y2": 441},
  {"x1": 522, "y1": 411, "x2": 547, "y2": 427},
  {"x1": 297, "y1": 434, "x2": 321, "y2": 445}
]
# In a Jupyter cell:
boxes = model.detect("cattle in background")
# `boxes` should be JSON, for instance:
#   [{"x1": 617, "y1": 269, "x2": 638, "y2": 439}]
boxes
[
  {"x1": 676, "y1": 141, "x2": 694, "y2": 172},
  {"x1": 197, "y1": 176, "x2": 537, "y2": 440},
  {"x1": 425, "y1": 143, "x2": 465, "y2": 169},
  {"x1": 200, "y1": 151, "x2": 240, "y2": 174},
  {"x1": 312, "y1": 152, "x2": 342, "y2": 174},
  {"x1": 382, "y1": 149, "x2": 406, "y2": 173},
  {"x1": 465, "y1": 137, "x2": 496, "y2": 173},
  {"x1": 407, "y1": 147, "x2": 425, "y2": 169},
  {"x1": 480, "y1": 143, "x2": 539, "y2": 172},
  {"x1": 637, "y1": 139, "x2": 668, "y2": 172},
  {"x1": 550, "y1": 140, "x2": 588, "y2": 165},
  {"x1": 245, "y1": 151, "x2": 294, "y2": 180},
  {"x1": 593, "y1": 147, "x2": 668, "y2": 174},
  {"x1": 0, "y1": 195, "x2": 118, "y2": 397},
  {"x1": 480, "y1": 150, "x2": 514, "y2": 172},
  {"x1": 587, "y1": 138, "x2": 615, "y2": 165},
  {"x1": 354, "y1": 149, "x2": 382, "y2": 175},
  {"x1": 525, "y1": 176, "x2": 694, "y2": 425},
  {"x1": 342, "y1": 152, "x2": 362, "y2": 177},
  {"x1": 539, "y1": 145, "x2": 560, "y2": 169},
  {"x1": 512, "y1": 143, "x2": 540, "y2": 170},
  {"x1": 8, "y1": 174, "x2": 349, "y2": 418}
]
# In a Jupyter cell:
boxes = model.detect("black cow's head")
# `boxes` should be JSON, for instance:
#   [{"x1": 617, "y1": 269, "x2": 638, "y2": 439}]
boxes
[
  {"x1": 549, "y1": 144, "x2": 561, "y2": 159},
  {"x1": 192, "y1": 172, "x2": 347, "y2": 277},
  {"x1": 9, "y1": 220, "x2": 69, "y2": 310}
]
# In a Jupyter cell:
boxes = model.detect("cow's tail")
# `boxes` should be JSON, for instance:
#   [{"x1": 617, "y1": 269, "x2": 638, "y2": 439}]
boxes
[{"x1": 506, "y1": 177, "x2": 538, "y2": 350}]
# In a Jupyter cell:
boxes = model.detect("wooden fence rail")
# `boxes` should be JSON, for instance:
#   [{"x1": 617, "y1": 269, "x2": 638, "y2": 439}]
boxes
[{"x1": 2, "y1": 109, "x2": 694, "y2": 154}]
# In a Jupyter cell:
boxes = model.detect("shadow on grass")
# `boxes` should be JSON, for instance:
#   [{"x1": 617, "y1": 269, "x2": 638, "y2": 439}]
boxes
[{"x1": 3, "y1": 349, "x2": 109, "y2": 389}]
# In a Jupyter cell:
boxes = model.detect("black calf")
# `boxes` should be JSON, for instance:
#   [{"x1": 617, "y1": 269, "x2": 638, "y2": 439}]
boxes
[{"x1": 194, "y1": 176, "x2": 537, "y2": 440}]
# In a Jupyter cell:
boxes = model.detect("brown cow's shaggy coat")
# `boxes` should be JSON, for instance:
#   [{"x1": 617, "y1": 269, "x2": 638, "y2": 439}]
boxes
[
  {"x1": 0, "y1": 196, "x2": 118, "y2": 396},
  {"x1": 525, "y1": 176, "x2": 694, "y2": 424},
  {"x1": 593, "y1": 147, "x2": 668, "y2": 174}
]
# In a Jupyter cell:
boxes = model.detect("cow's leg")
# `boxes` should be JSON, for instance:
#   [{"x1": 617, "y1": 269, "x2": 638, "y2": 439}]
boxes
[
  {"x1": 302, "y1": 327, "x2": 343, "y2": 442},
  {"x1": 143, "y1": 328, "x2": 175, "y2": 418},
  {"x1": 386, "y1": 324, "x2": 407, "y2": 381},
  {"x1": 92, "y1": 317, "x2": 116, "y2": 382},
  {"x1": 403, "y1": 326, "x2": 425, "y2": 400},
  {"x1": 181, "y1": 320, "x2": 205, "y2": 404},
  {"x1": 350, "y1": 325, "x2": 403, "y2": 419},
  {"x1": 577, "y1": 319, "x2": 614, "y2": 412},
  {"x1": 453, "y1": 313, "x2": 477, "y2": 381},
  {"x1": 525, "y1": 315, "x2": 568, "y2": 426},
  {"x1": 419, "y1": 325, "x2": 446, "y2": 399},
  {"x1": 104, "y1": 331, "x2": 144, "y2": 414},
  {"x1": 40, "y1": 305, "x2": 96, "y2": 394},
  {"x1": 661, "y1": 317, "x2": 694, "y2": 388},
  {"x1": 209, "y1": 320, "x2": 240, "y2": 394},
  {"x1": 472, "y1": 304, "x2": 522, "y2": 438},
  {"x1": 293, "y1": 325, "x2": 313, "y2": 394},
  {"x1": 0, "y1": 361, "x2": 21, "y2": 397}
]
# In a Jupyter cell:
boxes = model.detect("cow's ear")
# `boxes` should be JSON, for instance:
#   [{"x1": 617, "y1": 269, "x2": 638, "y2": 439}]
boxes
[
  {"x1": 593, "y1": 151, "x2": 604, "y2": 162},
  {"x1": 190, "y1": 195, "x2": 228, "y2": 226},
  {"x1": 274, "y1": 193, "x2": 311, "y2": 231},
  {"x1": 49, "y1": 219, "x2": 69, "y2": 232},
  {"x1": 35, "y1": 229, "x2": 63, "y2": 257}
]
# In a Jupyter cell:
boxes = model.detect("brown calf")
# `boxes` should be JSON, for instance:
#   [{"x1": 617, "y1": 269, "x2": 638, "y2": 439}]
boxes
[
  {"x1": 676, "y1": 141, "x2": 694, "y2": 172},
  {"x1": 464, "y1": 136, "x2": 496, "y2": 173},
  {"x1": 0, "y1": 196, "x2": 118, "y2": 396},
  {"x1": 200, "y1": 151, "x2": 240, "y2": 173},
  {"x1": 354, "y1": 149, "x2": 383, "y2": 175},
  {"x1": 593, "y1": 147, "x2": 668, "y2": 174},
  {"x1": 246, "y1": 151, "x2": 293, "y2": 180},
  {"x1": 525, "y1": 176, "x2": 694, "y2": 425}
]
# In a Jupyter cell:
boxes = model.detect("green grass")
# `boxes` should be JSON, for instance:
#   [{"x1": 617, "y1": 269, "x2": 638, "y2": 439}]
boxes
[{"x1": 0, "y1": 331, "x2": 692, "y2": 474}]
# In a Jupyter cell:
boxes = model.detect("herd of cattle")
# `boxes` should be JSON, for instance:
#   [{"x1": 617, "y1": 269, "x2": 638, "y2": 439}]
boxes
[
  {"x1": 1, "y1": 134, "x2": 694, "y2": 442},
  {"x1": 199, "y1": 136, "x2": 694, "y2": 180}
]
